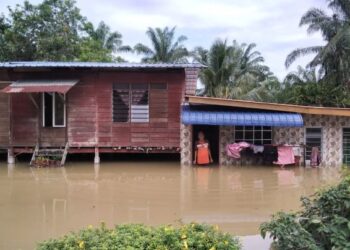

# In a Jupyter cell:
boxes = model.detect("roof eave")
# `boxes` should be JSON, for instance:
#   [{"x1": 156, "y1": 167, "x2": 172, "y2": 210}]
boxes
[{"x1": 186, "y1": 95, "x2": 350, "y2": 117}]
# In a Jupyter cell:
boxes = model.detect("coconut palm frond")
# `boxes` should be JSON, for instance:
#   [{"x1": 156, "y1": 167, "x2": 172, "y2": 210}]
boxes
[
  {"x1": 136, "y1": 26, "x2": 188, "y2": 63},
  {"x1": 285, "y1": 46, "x2": 323, "y2": 68}
]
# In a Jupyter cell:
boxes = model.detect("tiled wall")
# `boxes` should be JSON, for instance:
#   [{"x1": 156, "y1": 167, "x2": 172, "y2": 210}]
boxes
[
  {"x1": 180, "y1": 124, "x2": 193, "y2": 166},
  {"x1": 219, "y1": 126, "x2": 239, "y2": 166},
  {"x1": 275, "y1": 115, "x2": 350, "y2": 166},
  {"x1": 182, "y1": 115, "x2": 350, "y2": 167},
  {"x1": 303, "y1": 114, "x2": 350, "y2": 166},
  {"x1": 217, "y1": 115, "x2": 350, "y2": 167}
]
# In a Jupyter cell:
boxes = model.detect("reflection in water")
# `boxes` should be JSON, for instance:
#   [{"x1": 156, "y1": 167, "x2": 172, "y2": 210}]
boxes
[{"x1": 0, "y1": 162, "x2": 341, "y2": 250}]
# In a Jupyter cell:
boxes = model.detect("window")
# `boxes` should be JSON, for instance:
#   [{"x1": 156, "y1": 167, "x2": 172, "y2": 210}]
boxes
[
  {"x1": 234, "y1": 126, "x2": 272, "y2": 145},
  {"x1": 113, "y1": 83, "x2": 149, "y2": 123},
  {"x1": 42, "y1": 93, "x2": 66, "y2": 127},
  {"x1": 305, "y1": 128, "x2": 322, "y2": 160},
  {"x1": 343, "y1": 128, "x2": 350, "y2": 165},
  {"x1": 113, "y1": 84, "x2": 130, "y2": 122}
]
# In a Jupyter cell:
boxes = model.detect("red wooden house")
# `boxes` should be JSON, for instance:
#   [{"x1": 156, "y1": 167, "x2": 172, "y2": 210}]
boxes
[{"x1": 0, "y1": 62, "x2": 201, "y2": 164}]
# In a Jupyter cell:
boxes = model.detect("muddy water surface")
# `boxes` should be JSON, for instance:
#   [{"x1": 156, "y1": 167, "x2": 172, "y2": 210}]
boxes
[{"x1": 0, "y1": 161, "x2": 341, "y2": 249}]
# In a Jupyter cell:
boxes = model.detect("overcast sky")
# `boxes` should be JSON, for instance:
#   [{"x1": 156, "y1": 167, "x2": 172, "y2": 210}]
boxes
[{"x1": 1, "y1": 0, "x2": 328, "y2": 79}]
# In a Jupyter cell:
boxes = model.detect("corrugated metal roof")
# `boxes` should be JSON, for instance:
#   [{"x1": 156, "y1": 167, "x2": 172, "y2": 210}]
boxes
[
  {"x1": 187, "y1": 95, "x2": 350, "y2": 117},
  {"x1": 1, "y1": 79, "x2": 78, "y2": 94},
  {"x1": 0, "y1": 61, "x2": 204, "y2": 69},
  {"x1": 181, "y1": 106, "x2": 304, "y2": 127}
]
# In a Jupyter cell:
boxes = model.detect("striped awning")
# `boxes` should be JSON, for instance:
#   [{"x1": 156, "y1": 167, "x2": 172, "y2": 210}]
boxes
[
  {"x1": 182, "y1": 106, "x2": 303, "y2": 127},
  {"x1": 1, "y1": 79, "x2": 79, "y2": 94}
]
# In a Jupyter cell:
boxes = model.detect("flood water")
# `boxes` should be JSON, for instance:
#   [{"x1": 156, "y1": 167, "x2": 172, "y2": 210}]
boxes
[{"x1": 0, "y1": 159, "x2": 341, "y2": 250}]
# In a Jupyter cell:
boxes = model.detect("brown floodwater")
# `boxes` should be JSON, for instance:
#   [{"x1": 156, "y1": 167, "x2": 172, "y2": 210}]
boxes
[{"x1": 0, "y1": 160, "x2": 341, "y2": 250}]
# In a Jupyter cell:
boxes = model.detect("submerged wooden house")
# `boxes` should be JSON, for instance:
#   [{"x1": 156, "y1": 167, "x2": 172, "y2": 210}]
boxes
[
  {"x1": 2, "y1": 61, "x2": 350, "y2": 167},
  {"x1": 0, "y1": 62, "x2": 201, "y2": 164}
]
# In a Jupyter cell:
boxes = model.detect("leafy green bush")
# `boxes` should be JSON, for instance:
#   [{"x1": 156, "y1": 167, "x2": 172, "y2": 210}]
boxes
[
  {"x1": 260, "y1": 176, "x2": 350, "y2": 250},
  {"x1": 37, "y1": 222, "x2": 241, "y2": 250}
]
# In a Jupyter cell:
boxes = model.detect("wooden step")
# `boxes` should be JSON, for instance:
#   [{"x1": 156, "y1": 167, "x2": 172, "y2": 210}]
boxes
[
  {"x1": 38, "y1": 149, "x2": 64, "y2": 153},
  {"x1": 30, "y1": 144, "x2": 69, "y2": 167}
]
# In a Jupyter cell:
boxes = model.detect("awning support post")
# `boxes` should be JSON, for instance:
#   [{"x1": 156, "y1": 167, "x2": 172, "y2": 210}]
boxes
[{"x1": 27, "y1": 93, "x2": 39, "y2": 109}]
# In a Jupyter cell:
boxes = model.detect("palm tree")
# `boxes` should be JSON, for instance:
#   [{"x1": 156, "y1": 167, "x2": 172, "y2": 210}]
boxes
[
  {"x1": 243, "y1": 76, "x2": 282, "y2": 102},
  {"x1": 86, "y1": 21, "x2": 131, "y2": 53},
  {"x1": 91, "y1": 22, "x2": 131, "y2": 53},
  {"x1": 285, "y1": 0, "x2": 350, "y2": 85},
  {"x1": 192, "y1": 39, "x2": 271, "y2": 99},
  {"x1": 284, "y1": 66, "x2": 321, "y2": 85},
  {"x1": 79, "y1": 21, "x2": 131, "y2": 62},
  {"x1": 134, "y1": 26, "x2": 189, "y2": 63},
  {"x1": 192, "y1": 39, "x2": 234, "y2": 97},
  {"x1": 231, "y1": 41, "x2": 270, "y2": 82}
]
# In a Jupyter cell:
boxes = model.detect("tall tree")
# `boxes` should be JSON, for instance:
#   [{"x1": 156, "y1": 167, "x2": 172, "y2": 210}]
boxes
[
  {"x1": 1, "y1": 0, "x2": 85, "y2": 61},
  {"x1": 193, "y1": 39, "x2": 271, "y2": 99},
  {"x1": 79, "y1": 21, "x2": 131, "y2": 62},
  {"x1": 0, "y1": 0, "x2": 129, "y2": 62},
  {"x1": 192, "y1": 39, "x2": 233, "y2": 97},
  {"x1": 134, "y1": 26, "x2": 189, "y2": 63},
  {"x1": 285, "y1": 0, "x2": 350, "y2": 86}
]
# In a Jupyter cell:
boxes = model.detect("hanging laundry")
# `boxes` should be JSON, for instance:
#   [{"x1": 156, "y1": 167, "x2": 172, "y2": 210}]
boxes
[
  {"x1": 226, "y1": 142, "x2": 250, "y2": 159},
  {"x1": 292, "y1": 146, "x2": 302, "y2": 157},
  {"x1": 274, "y1": 146, "x2": 295, "y2": 166},
  {"x1": 263, "y1": 145, "x2": 278, "y2": 164},
  {"x1": 251, "y1": 145, "x2": 264, "y2": 154},
  {"x1": 311, "y1": 147, "x2": 321, "y2": 167},
  {"x1": 292, "y1": 146, "x2": 302, "y2": 166}
]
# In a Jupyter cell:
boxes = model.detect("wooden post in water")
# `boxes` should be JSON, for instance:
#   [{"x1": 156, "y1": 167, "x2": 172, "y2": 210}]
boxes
[
  {"x1": 94, "y1": 147, "x2": 100, "y2": 164},
  {"x1": 7, "y1": 148, "x2": 15, "y2": 164}
]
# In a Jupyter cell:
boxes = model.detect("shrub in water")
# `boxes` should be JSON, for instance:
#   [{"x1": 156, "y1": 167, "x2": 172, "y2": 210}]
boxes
[
  {"x1": 260, "y1": 176, "x2": 350, "y2": 250},
  {"x1": 37, "y1": 222, "x2": 241, "y2": 250}
]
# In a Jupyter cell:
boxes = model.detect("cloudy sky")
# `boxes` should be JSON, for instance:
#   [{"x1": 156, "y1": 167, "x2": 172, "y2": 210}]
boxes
[{"x1": 1, "y1": 0, "x2": 328, "y2": 79}]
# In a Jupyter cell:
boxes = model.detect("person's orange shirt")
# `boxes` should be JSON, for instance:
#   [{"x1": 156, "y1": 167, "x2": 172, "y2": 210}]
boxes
[{"x1": 197, "y1": 142, "x2": 210, "y2": 165}]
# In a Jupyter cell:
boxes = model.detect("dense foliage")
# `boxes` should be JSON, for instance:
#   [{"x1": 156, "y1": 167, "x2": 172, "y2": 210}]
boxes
[
  {"x1": 260, "y1": 176, "x2": 350, "y2": 250},
  {"x1": 274, "y1": 66, "x2": 350, "y2": 107},
  {"x1": 0, "y1": 0, "x2": 129, "y2": 62},
  {"x1": 37, "y1": 223, "x2": 241, "y2": 250}
]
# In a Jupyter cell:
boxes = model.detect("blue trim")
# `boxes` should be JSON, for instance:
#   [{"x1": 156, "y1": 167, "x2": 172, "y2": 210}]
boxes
[{"x1": 181, "y1": 106, "x2": 303, "y2": 127}]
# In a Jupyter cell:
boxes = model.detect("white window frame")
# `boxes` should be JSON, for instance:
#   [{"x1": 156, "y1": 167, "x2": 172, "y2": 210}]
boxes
[
  {"x1": 234, "y1": 126, "x2": 272, "y2": 145},
  {"x1": 42, "y1": 93, "x2": 66, "y2": 128}
]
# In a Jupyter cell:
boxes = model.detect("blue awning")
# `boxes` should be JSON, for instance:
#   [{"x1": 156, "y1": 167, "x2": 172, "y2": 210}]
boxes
[{"x1": 182, "y1": 106, "x2": 303, "y2": 127}]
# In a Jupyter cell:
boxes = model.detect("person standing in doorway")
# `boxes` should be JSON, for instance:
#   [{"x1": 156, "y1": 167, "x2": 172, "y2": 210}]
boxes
[{"x1": 193, "y1": 131, "x2": 213, "y2": 165}]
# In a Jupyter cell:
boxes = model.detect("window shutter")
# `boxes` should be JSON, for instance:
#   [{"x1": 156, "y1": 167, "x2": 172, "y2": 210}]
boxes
[
  {"x1": 113, "y1": 84, "x2": 130, "y2": 122},
  {"x1": 131, "y1": 84, "x2": 149, "y2": 123}
]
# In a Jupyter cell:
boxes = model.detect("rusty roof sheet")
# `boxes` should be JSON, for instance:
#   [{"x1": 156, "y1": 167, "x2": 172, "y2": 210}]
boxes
[{"x1": 1, "y1": 79, "x2": 78, "y2": 94}]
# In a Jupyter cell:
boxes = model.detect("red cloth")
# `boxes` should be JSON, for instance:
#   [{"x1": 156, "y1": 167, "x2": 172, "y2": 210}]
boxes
[{"x1": 274, "y1": 146, "x2": 295, "y2": 165}]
